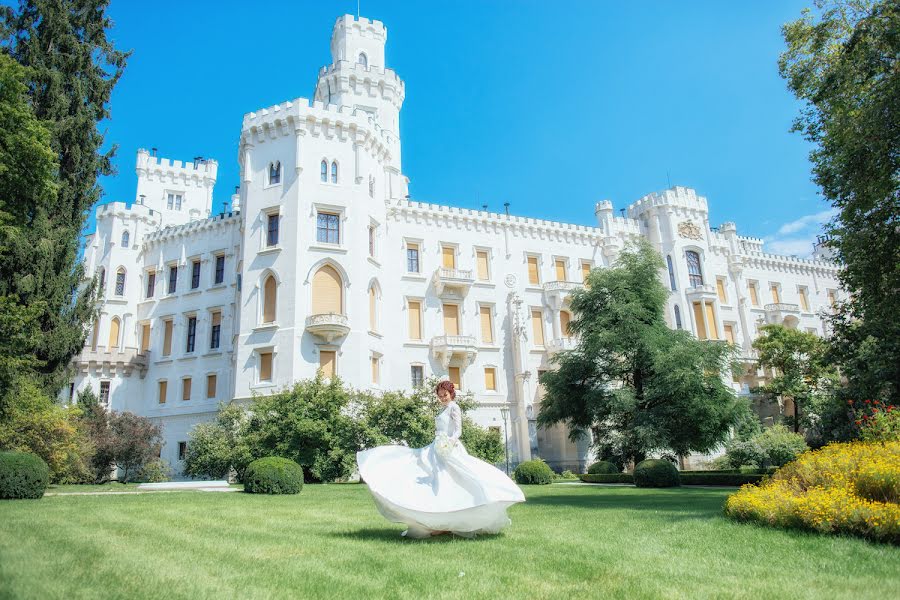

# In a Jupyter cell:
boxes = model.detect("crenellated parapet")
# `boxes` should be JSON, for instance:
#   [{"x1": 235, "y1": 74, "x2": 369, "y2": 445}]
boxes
[
  {"x1": 627, "y1": 185, "x2": 709, "y2": 219},
  {"x1": 136, "y1": 149, "x2": 218, "y2": 187},
  {"x1": 315, "y1": 60, "x2": 405, "y2": 111},
  {"x1": 142, "y1": 212, "x2": 241, "y2": 249}
]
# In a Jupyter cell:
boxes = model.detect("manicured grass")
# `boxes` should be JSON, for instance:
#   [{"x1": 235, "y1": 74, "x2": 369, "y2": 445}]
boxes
[
  {"x1": 1, "y1": 484, "x2": 898, "y2": 599},
  {"x1": 45, "y1": 482, "x2": 146, "y2": 494}
]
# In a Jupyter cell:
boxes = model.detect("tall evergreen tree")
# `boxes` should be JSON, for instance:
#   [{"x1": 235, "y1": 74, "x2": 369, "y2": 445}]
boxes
[
  {"x1": 779, "y1": 0, "x2": 900, "y2": 404},
  {"x1": 0, "y1": 0, "x2": 129, "y2": 392}
]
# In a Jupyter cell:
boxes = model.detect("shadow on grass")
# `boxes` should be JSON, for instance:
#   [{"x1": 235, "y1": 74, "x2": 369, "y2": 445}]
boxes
[
  {"x1": 522, "y1": 487, "x2": 729, "y2": 522},
  {"x1": 330, "y1": 527, "x2": 500, "y2": 543}
]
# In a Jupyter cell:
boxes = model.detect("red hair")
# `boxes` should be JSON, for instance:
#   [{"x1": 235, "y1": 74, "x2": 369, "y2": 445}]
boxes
[{"x1": 435, "y1": 380, "x2": 456, "y2": 399}]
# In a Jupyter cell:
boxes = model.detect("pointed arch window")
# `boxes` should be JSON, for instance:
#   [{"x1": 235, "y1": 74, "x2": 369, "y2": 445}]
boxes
[
  {"x1": 320, "y1": 160, "x2": 328, "y2": 182},
  {"x1": 331, "y1": 161, "x2": 338, "y2": 184},
  {"x1": 108, "y1": 317, "x2": 121, "y2": 350},
  {"x1": 358, "y1": 52, "x2": 368, "y2": 68},
  {"x1": 685, "y1": 251, "x2": 703, "y2": 287},
  {"x1": 368, "y1": 285, "x2": 378, "y2": 332},
  {"x1": 666, "y1": 255, "x2": 676, "y2": 291},
  {"x1": 674, "y1": 305, "x2": 683, "y2": 330},
  {"x1": 98, "y1": 267, "x2": 106, "y2": 293},
  {"x1": 268, "y1": 161, "x2": 281, "y2": 185},
  {"x1": 121, "y1": 230, "x2": 130, "y2": 248},
  {"x1": 312, "y1": 265, "x2": 343, "y2": 315},
  {"x1": 262, "y1": 274, "x2": 277, "y2": 324},
  {"x1": 114, "y1": 268, "x2": 126, "y2": 296}
]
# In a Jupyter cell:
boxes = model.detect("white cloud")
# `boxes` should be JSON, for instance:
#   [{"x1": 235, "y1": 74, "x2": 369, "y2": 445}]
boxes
[
  {"x1": 775, "y1": 209, "x2": 838, "y2": 236},
  {"x1": 763, "y1": 208, "x2": 837, "y2": 258}
]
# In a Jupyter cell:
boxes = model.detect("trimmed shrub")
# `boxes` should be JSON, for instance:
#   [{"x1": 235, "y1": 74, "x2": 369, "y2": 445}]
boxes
[
  {"x1": 633, "y1": 459, "x2": 680, "y2": 488},
  {"x1": 134, "y1": 459, "x2": 173, "y2": 483},
  {"x1": 513, "y1": 459, "x2": 554, "y2": 485},
  {"x1": 587, "y1": 461, "x2": 620, "y2": 475},
  {"x1": 244, "y1": 457, "x2": 304, "y2": 495},
  {"x1": 0, "y1": 451, "x2": 50, "y2": 499},
  {"x1": 580, "y1": 473, "x2": 634, "y2": 484},
  {"x1": 725, "y1": 441, "x2": 900, "y2": 543}
]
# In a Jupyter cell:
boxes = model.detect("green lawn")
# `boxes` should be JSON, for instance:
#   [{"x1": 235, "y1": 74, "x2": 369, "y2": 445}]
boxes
[{"x1": 1, "y1": 484, "x2": 897, "y2": 599}]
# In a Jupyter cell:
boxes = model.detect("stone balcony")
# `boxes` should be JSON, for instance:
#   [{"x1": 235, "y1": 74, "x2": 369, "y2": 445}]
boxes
[
  {"x1": 430, "y1": 335, "x2": 478, "y2": 369},
  {"x1": 764, "y1": 303, "x2": 801, "y2": 326},
  {"x1": 685, "y1": 284, "x2": 718, "y2": 301},
  {"x1": 542, "y1": 281, "x2": 582, "y2": 310},
  {"x1": 546, "y1": 337, "x2": 578, "y2": 354},
  {"x1": 305, "y1": 313, "x2": 350, "y2": 342},
  {"x1": 432, "y1": 267, "x2": 474, "y2": 297},
  {"x1": 72, "y1": 346, "x2": 149, "y2": 378}
]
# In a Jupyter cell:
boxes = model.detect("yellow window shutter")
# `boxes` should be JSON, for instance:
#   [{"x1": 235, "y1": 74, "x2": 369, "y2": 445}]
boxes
[
  {"x1": 163, "y1": 320, "x2": 173, "y2": 356},
  {"x1": 212, "y1": 312, "x2": 222, "y2": 327},
  {"x1": 724, "y1": 324, "x2": 735, "y2": 344},
  {"x1": 263, "y1": 276, "x2": 277, "y2": 323},
  {"x1": 320, "y1": 351, "x2": 336, "y2": 377},
  {"x1": 799, "y1": 288, "x2": 809, "y2": 311},
  {"x1": 692, "y1": 302, "x2": 707, "y2": 340},
  {"x1": 749, "y1": 284, "x2": 759, "y2": 307},
  {"x1": 527, "y1": 256, "x2": 539, "y2": 284},
  {"x1": 369, "y1": 287, "x2": 376, "y2": 331},
  {"x1": 771, "y1": 285, "x2": 781, "y2": 304},
  {"x1": 408, "y1": 301, "x2": 422, "y2": 340},
  {"x1": 531, "y1": 310, "x2": 545, "y2": 346},
  {"x1": 207, "y1": 374, "x2": 217, "y2": 398},
  {"x1": 484, "y1": 368, "x2": 496, "y2": 391},
  {"x1": 371, "y1": 357, "x2": 379, "y2": 384},
  {"x1": 449, "y1": 367, "x2": 461, "y2": 389},
  {"x1": 182, "y1": 378, "x2": 192, "y2": 401},
  {"x1": 717, "y1": 279, "x2": 727, "y2": 303},
  {"x1": 108, "y1": 317, "x2": 120, "y2": 350},
  {"x1": 442, "y1": 246, "x2": 455, "y2": 269},
  {"x1": 259, "y1": 352, "x2": 273, "y2": 381},
  {"x1": 560, "y1": 311, "x2": 572, "y2": 337},
  {"x1": 480, "y1": 306, "x2": 493, "y2": 343},
  {"x1": 582, "y1": 262, "x2": 591, "y2": 282},
  {"x1": 312, "y1": 265, "x2": 342, "y2": 314},
  {"x1": 705, "y1": 303, "x2": 719, "y2": 340},
  {"x1": 158, "y1": 380, "x2": 167, "y2": 404},
  {"x1": 555, "y1": 259, "x2": 567, "y2": 281},
  {"x1": 443, "y1": 304, "x2": 459, "y2": 336},
  {"x1": 476, "y1": 251, "x2": 489, "y2": 280},
  {"x1": 141, "y1": 323, "x2": 151, "y2": 353}
]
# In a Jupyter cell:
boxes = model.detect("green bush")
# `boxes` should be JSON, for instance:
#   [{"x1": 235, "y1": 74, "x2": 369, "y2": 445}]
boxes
[
  {"x1": 580, "y1": 473, "x2": 634, "y2": 484},
  {"x1": 243, "y1": 457, "x2": 304, "y2": 495},
  {"x1": 587, "y1": 460, "x2": 619, "y2": 475},
  {"x1": 513, "y1": 459, "x2": 554, "y2": 485},
  {"x1": 633, "y1": 459, "x2": 680, "y2": 488},
  {"x1": 134, "y1": 458, "x2": 173, "y2": 483},
  {"x1": 0, "y1": 451, "x2": 50, "y2": 499},
  {"x1": 756, "y1": 425, "x2": 808, "y2": 468},
  {"x1": 678, "y1": 472, "x2": 765, "y2": 486}
]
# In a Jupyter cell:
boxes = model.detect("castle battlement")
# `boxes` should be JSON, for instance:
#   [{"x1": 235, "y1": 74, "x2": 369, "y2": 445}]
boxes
[
  {"x1": 627, "y1": 186, "x2": 709, "y2": 218},
  {"x1": 142, "y1": 212, "x2": 240, "y2": 249},
  {"x1": 316, "y1": 60, "x2": 406, "y2": 110},
  {"x1": 96, "y1": 201, "x2": 161, "y2": 226},
  {"x1": 136, "y1": 149, "x2": 218, "y2": 184},
  {"x1": 333, "y1": 14, "x2": 386, "y2": 41}
]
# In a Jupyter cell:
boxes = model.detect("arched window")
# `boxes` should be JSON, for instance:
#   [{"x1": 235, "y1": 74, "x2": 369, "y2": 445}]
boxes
[
  {"x1": 685, "y1": 251, "x2": 703, "y2": 287},
  {"x1": 358, "y1": 52, "x2": 368, "y2": 68},
  {"x1": 666, "y1": 255, "x2": 676, "y2": 291},
  {"x1": 262, "y1": 275, "x2": 277, "y2": 323},
  {"x1": 108, "y1": 317, "x2": 120, "y2": 350},
  {"x1": 312, "y1": 265, "x2": 343, "y2": 315},
  {"x1": 368, "y1": 285, "x2": 378, "y2": 331},
  {"x1": 268, "y1": 161, "x2": 281, "y2": 185},
  {"x1": 98, "y1": 267, "x2": 106, "y2": 293},
  {"x1": 674, "y1": 305, "x2": 683, "y2": 330},
  {"x1": 114, "y1": 268, "x2": 126, "y2": 296},
  {"x1": 121, "y1": 230, "x2": 130, "y2": 248},
  {"x1": 320, "y1": 160, "x2": 328, "y2": 182},
  {"x1": 560, "y1": 310, "x2": 573, "y2": 337},
  {"x1": 331, "y1": 161, "x2": 338, "y2": 184}
]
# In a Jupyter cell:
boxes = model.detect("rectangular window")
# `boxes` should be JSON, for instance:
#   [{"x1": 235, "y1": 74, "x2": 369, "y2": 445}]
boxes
[
  {"x1": 770, "y1": 284, "x2": 781, "y2": 304},
  {"x1": 799, "y1": 286, "x2": 810, "y2": 311},
  {"x1": 441, "y1": 246, "x2": 456, "y2": 269},
  {"x1": 162, "y1": 319, "x2": 173, "y2": 357},
  {"x1": 476, "y1": 250, "x2": 490, "y2": 281},
  {"x1": 410, "y1": 365, "x2": 424, "y2": 387},
  {"x1": 99, "y1": 381, "x2": 110, "y2": 405},
  {"x1": 214, "y1": 255, "x2": 225, "y2": 284},
  {"x1": 705, "y1": 303, "x2": 719, "y2": 340},
  {"x1": 371, "y1": 356, "x2": 380, "y2": 385},
  {"x1": 266, "y1": 213, "x2": 279, "y2": 247},
  {"x1": 555, "y1": 259, "x2": 567, "y2": 282},
  {"x1": 716, "y1": 278, "x2": 727, "y2": 303},
  {"x1": 186, "y1": 316, "x2": 197, "y2": 353},
  {"x1": 182, "y1": 378, "x2": 192, "y2": 401},
  {"x1": 448, "y1": 367, "x2": 461, "y2": 390},
  {"x1": 531, "y1": 309, "x2": 545, "y2": 346},
  {"x1": 191, "y1": 260, "x2": 201, "y2": 289},
  {"x1": 167, "y1": 193, "x2": 183, "y2": 211},
  {"x1": 158, "y1": 380, "x2": 167, "y2": 404},
  {"x1": 527, "y1": 256, "x2": 540, "y2": 285},
  {"x1": 141, "y1": 323, "x2": 151, "y2": 353},
  {"x1": 207, "y1": 374, "x2": 217, "y2": 399},
  {"x1": 317, "y1": 212, "x2": 340, "y2": 244},
  {"x1": 408, "y1": 300, "x2": 422, "y2": 340},
  {"x1": 484, "y1": 368, "x2": 497, "y2": 391},
  {"x1": 407, "y1": 243, "x2": 420, "y2": 273},
  {"x1": 146, "y1": 271, "x2": 156, "y2": 299},
  {"x1": 319, "y1": 350, "x2": 336, "y2": 378},
  {"x1": 480, "y1": 306, "x2": 494, "y2": 344},
  {"x1": 443, "y1": 304, "x2": 460, "y2": 336},
  {"x1": 168, "y1": 265, "x2": 178, "y2": 294},
  {"x1": 210, "y1": 311, "x2": 222, "y2": 350},
  {"x1": 724, "y1": 324, "x2": 736, "y2": 344},
  {"x1": 178, "y1": 441, "x2": 187, "y2": 461},
  {"x1": 692, "y1": 302, "x2": 707, "y2": 340},
  {"x1": 749, "y1": 282, "x2": 759, "y2": 307},
  {"x1": 259, "y1": 351, "x2": 273, "y2": 382},
  {"x1": 581, "y1": 261, "x2": 592, "y2": 283},
  {"x1": 828, "y1": 290, "x2": 837, "y2": 306}
]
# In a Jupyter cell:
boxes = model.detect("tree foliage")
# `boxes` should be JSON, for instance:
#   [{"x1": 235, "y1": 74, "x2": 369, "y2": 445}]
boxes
[
  {"x1": 779, "y1": 0, "x2": 900, "y2": 404},
  {"x1": 537, "y1": 240, "x2": 746, "y2": 465},
  {"x1": 0, "y1": 0, "x2": 130, "y2": 392}
]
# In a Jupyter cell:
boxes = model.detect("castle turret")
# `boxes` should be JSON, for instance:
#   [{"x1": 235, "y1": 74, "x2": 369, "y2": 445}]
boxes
[{"x1": 135, "y1": 149, "x2": 218, "y2": 227}]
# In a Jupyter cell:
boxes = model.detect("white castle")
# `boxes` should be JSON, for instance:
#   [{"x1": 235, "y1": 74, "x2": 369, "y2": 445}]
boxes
[{"x1": 70, "y1": 14, "x2": 841, "y2": 473}]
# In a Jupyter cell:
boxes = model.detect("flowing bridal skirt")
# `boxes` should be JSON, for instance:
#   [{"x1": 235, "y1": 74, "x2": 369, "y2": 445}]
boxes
[{"x1": 357, "y1": 441, "x2": 525, "y2": 538}]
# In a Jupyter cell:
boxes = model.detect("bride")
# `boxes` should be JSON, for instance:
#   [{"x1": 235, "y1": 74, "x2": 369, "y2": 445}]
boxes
[{"x1": 357, "y1": 380, "x2": 525, "y2": 538}]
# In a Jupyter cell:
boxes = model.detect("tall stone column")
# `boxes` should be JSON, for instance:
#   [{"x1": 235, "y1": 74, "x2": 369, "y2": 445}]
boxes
[{"x1": 507, "y1": 291, "x2": 533, "y2": 465}]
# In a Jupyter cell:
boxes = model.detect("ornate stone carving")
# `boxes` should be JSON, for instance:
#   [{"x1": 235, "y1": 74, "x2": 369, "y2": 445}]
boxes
[
  {"x1": 678, "y1": 220, "x2": 703, "y2": 240},
  {"x1": 504, "y1": 273, "x2": 517, "y2": 289}
]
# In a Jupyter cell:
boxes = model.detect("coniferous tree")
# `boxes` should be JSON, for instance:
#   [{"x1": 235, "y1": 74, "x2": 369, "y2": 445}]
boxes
[{"x1": 0, "y1": 0, "x2": 130, "y2": 393}]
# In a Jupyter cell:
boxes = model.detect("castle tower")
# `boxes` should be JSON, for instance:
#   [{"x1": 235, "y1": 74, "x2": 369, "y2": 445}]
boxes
[
  {"x1": 135, "y1": 149, "x2": 218, "y2": 227},
  {"x1": 314, "y1": 15, "x2": 406, "y2": 169}
]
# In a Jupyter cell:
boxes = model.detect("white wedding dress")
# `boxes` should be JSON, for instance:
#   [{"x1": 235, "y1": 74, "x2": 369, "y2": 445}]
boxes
[{"x1": 357, "y1": 401, "x2": 525, "y2": 538}]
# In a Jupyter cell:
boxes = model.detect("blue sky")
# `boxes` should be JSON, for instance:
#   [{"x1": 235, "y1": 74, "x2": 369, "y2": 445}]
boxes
[{"x1": 90, "y1": 0, "x2": 832, "y2": 256}]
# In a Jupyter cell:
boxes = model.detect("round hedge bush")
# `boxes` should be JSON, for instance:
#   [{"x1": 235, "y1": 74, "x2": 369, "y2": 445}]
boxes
[
  {"x1": 587, "y1": 461, "x2": 620, "y2": 475},
  {"x1": 633, "y1": 459, "x2": 680, "y2": 488},
  {"x1": 0, "y1": 451, "x2": 50, "y2": 499},
  {"x1": 243, "y1": 457, "x2": 303, "y2": 495},
  {"x1": 513, "y1": 459, "x2": 554, "y2": 485}
]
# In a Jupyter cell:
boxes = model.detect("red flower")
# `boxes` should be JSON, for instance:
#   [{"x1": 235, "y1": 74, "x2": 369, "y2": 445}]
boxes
[
  {"x1": 847, "y1": 400, "x2": 854, "y2": 405},
  {"x1": 856, "y1": 420, "x2": 862, "y2": 425},
  {"x1": 865, "y1": 400, "x2": 871, "y2": 404}
]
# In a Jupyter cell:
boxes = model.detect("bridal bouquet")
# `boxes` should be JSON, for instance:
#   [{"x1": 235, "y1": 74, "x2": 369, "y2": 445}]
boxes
[{"x1": 435, "y1": 432, "x2": 456, "y2": 458}]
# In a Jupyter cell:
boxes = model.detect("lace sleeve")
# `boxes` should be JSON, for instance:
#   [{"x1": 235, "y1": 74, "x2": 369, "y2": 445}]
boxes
[{"x1": 448, "y1": 403, "x2": 462, "y2": 442}]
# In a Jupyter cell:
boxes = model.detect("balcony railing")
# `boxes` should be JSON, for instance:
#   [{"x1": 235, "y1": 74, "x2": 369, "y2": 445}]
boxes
[
  {"x1": 542, "y1": 281, "x2": 582, "y2": 309},
  {"x1": 431, "y1": 335, "x2": 478, "y2": 368},
  {"x1": 432, "y1": 268, "x2": 475, "y2": 297},
  {"x1": 72, "y1": 346, "x2": 149, "y2": 378},
  {"x1": 305, "y1": 313, "x2": 350, "y2": 342},
  {"x1": 764, "y1": 303, "x2": 800, "y2": 313},
  {"x1": 546, "y1": 337, "x2": 578, "y2": 354},
  {"x1": 763, "y1": 303, "x2": 801, "y2": 327},
  {"x1": 542, "y1": 281, "x2": 581, "y2": 293}
]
